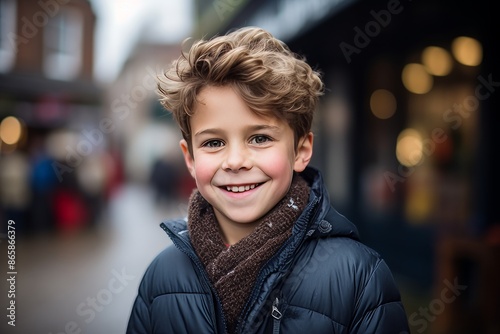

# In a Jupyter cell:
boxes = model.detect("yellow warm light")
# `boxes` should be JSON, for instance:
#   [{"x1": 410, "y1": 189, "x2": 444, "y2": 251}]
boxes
[
  {"x1": 370, "y1": 89, "x2": 397, "y2": 119},
  {"x1": 452, "y1": 36, "x2": 482, "y2": 66},
  {"x1": 422, "y1": 46, "x2": 453, "y2": 76},
  {"x1": 396, "y1": 128, "x2": 423, "y2": 167},
  {"x1": 402, "y1": 63, "x2": 433, "y2": 94},
  {"x1": 0, "y1": 116, "x2": 23, "y2": 145},
  {"x1": 405, "y1": 188, "x2": 433, "y2": 223}
]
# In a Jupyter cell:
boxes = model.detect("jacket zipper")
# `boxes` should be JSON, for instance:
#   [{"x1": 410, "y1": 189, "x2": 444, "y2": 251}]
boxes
[
  {"x1": 160, "y1": 222, "x2": 229, "y2": 334},
  {"x1": 235, "y1": 197, "x2": 320, "y2": 333},
  {"x1": 271, "y1": 297, "x2": 282, "y2": 334}
]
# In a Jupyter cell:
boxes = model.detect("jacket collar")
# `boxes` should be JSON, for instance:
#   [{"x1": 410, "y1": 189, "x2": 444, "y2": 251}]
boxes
[{"x1": 299, "y1": 166, "x2": 360, "y2": 241}]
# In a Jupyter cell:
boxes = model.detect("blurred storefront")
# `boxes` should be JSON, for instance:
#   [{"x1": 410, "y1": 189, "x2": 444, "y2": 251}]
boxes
[
  {"x1": 194, "y1": 0, "x2": 500, "y2": 333},
  {"x1": 0, "y1": 0, "x2": 109, "y2": 234},
  {"x1": 104, "y1": 39, "x2": 195, "y2": 204}
]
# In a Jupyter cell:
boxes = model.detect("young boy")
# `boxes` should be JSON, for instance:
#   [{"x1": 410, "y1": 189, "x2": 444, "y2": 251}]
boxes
[{"x1": 126, "y1": 26, "x2": 410, "y2": 334}]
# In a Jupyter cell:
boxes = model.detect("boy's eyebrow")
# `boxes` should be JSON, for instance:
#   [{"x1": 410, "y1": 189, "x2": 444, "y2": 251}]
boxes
[{"x1": 194, "y1": 125, "x2": 281, "y2": 137}]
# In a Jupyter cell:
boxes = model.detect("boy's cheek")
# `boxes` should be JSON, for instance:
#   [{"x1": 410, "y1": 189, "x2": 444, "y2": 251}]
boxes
[
  {"x1": 191, "y1": 160, "x2": 215, "y2": 184},
  {"x1": 259, "y1": 151, "x2": 295, "y2": 176}
]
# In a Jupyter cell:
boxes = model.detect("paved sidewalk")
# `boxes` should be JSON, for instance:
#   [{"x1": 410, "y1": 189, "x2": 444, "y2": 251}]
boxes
[{"x1": 0, "y1": 183, "x2": 185, "y2": 334}]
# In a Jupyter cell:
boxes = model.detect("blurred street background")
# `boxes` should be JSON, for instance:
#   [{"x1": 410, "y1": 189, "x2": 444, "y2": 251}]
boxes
[{"x1": 0, "y1": 0, "x2": 499, "y2": 333}]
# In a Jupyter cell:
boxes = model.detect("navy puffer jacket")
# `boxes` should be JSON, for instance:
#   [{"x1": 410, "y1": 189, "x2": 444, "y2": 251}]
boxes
[{"x1": 127, "y1": 167, "x2": 410, "y2": 333}]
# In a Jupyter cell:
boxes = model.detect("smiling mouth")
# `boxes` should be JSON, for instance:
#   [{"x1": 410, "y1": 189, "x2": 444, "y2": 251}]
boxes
[{"x1": 223, "y1": 183, "x2": 263, "y2": 193}]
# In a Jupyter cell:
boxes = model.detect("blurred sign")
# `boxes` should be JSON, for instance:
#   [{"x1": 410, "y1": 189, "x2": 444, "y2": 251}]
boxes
[{"x1": 34, "y1": 96, "x2": 68, "y2": 123}]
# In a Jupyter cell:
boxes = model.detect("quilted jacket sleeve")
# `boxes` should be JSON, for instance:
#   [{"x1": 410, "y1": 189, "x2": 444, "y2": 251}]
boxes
[
  {"x1": 126, "y1": 278, "x2": 153, "y2": 334},
  {"x1": 349, "y1": 258, "x2": 410, "y2": 334}
]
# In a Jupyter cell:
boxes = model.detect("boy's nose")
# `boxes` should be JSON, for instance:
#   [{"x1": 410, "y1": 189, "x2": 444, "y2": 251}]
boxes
[{"x1": 222, "y1": 145, "x2": 250, "y2": 172}]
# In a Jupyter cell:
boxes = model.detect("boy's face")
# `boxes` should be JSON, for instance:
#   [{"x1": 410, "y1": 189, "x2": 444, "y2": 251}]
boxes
[{"x1": 180, "y1": 85, "x2": 313, "y2": 237}]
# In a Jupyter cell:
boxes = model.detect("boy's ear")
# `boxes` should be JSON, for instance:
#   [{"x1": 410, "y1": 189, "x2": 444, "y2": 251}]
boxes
[
  {"x1": 180, "y1": 139, "x2": 196, "y2": 179},
  {"x1": 294, "y1": 132, "x2": 313, "y2": 172}
]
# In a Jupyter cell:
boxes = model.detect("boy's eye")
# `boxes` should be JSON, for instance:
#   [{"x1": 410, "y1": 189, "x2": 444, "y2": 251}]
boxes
[
  {"x1": 250, "y1": 135, "x2": 271, "y2": 144},
  {"x1": 203, "y1": 139, "x2": 224, "y2": 148}
]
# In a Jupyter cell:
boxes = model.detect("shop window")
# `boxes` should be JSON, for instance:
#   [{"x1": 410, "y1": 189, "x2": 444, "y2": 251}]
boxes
[
  {"x1": 0, "y1": 0, "x2": 16, "y2": 73},
  {"x1": 43, "y1": 7, "x2": 82, "y2": 80}
]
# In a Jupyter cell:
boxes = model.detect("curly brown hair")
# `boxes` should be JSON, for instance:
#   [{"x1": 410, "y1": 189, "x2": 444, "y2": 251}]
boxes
[{"x1": 157, "y1": 26, "x2": 324, "y2": 155}]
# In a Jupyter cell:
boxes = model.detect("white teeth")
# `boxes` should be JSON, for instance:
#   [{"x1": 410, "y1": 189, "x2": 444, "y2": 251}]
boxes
[{"x1": 225, "y1": 183, "x2": 259, "y2": 192}]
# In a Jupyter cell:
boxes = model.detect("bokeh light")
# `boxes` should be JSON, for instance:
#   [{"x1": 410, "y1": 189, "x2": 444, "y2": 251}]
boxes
[
  {"x1": 452, "y1": 36, "x2": 482, "y2": 66},
  {"x1": 396, "y1": 128, "x2": 424, "y2": 167},
  {"x1": 421, "y1": 46, "x2": 453, "y2": 76},
  {"x1": 402, "y1": 63, "x2": 433, "y2": 94},
  {"x1": 370, "y1": 89, "x2": 397, "y2": 119},
  {"x1": 0, "y1": 116, "x2": 23, "y2": 145}
]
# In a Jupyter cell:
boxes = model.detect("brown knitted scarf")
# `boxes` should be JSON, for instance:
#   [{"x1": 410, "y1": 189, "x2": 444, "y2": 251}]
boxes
[{"x1": 187, "y1": 174, "x2": 310, "y2": 333}]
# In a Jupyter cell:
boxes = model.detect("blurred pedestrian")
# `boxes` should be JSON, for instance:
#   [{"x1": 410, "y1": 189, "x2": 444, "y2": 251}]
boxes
[
  {"x1": 0, "y1": 151, "x2": 30, "y2": 233},
  {"x1": 76, "y1": 151, "x2": 108, "y2": 227},
  {"x1": 29, "y1": 142, "x2": 59, "y2": 233},
  {"x1": 149, "y1": 155, "x2": 180, "y2": 204}
]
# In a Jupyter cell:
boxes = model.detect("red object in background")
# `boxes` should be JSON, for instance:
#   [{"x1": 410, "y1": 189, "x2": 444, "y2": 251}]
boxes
[
  {"x1": 104, "y1": 149, "x2": 125, "y2": 200},
  {"x1": 433, "y1": 135, "x2": 453, "y2": 165},
  {"x1": 34, "y1": 95, "x2": 69, "y2": 123},
  {"x1": 486, "y1": 224, "x2": 500, "y2": 245},
  {"x1": 53, "y1": 188, "x2": 88, "y2": 232},
  {"x1": 178, "y1": 170, "x2": 197, "y2": 200}
]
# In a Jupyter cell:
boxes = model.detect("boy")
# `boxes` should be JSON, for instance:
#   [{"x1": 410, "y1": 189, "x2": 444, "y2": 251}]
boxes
[{"x1": 126, "y1": 26, "x2": 410, "y2": 333}]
